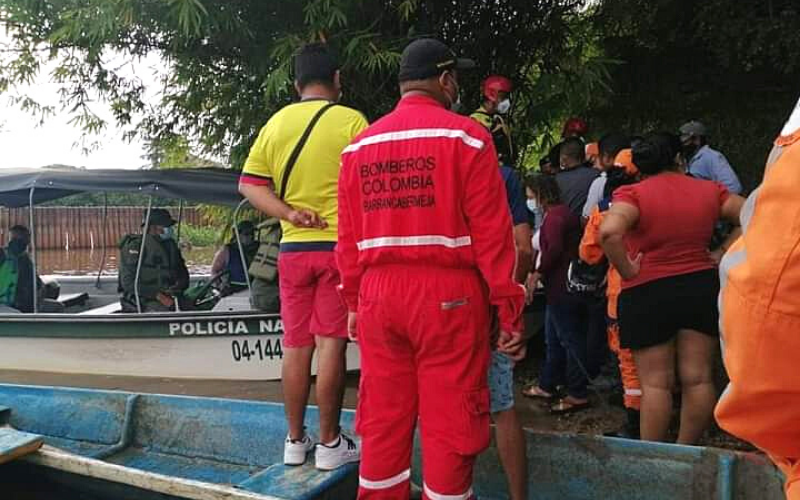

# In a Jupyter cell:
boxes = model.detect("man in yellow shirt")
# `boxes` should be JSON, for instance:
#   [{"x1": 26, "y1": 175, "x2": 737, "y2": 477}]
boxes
[{"x1": 239, "y1": 43, "x2": 368, "y2": 471}]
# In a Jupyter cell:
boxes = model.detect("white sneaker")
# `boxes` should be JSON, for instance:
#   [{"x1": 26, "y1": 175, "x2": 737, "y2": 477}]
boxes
[
  {"x1": 315, "y1": 432, "x2": 361, "y2": 471},
  {"x1": 284, "y1": 432, "x2": 315, "y2": 466}
]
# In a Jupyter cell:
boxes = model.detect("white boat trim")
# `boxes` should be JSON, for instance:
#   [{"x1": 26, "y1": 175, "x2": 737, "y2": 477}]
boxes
[
  {"x1": 25, "y1": 445, "x2": 281, "y2": 500},
  {"x1": 0, "y1": 311, "x2": 278, "y2": 323},
  {"x1": 0, "y1": 335, "x2": 361, "y2": 380}
]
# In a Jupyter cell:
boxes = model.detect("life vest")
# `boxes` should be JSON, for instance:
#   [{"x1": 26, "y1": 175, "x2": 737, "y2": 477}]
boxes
[
  {"x1": 248, "y1": 218, "x2": 281, "y2": 283},
  {"x1": 119, "y1": 234, "x2": 173, "y2": 299},
  {"x1": 0, "y1": 253, "x2": 19, "y2": 307},
  {"x1": 225, "y1": 242, "x2": 257, "y2": 286},
  {"x1": 470, "y1": 107, "x2": 514, "y2": 164}
]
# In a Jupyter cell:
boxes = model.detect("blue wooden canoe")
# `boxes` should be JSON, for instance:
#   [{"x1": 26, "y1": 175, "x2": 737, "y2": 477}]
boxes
[{"x1": 0, "y1": 384, "x2": 786, "y2": 499}]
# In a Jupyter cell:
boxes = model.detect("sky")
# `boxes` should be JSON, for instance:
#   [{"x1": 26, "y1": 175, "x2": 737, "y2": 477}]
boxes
[{"x1": 0, "y1": 33, "x2": 164, "y2": 170}]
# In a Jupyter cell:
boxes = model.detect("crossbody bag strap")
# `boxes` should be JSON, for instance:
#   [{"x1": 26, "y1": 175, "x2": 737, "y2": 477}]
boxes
[{"x1": 278, "y1": 102, "x2": 337, "y2": 200}]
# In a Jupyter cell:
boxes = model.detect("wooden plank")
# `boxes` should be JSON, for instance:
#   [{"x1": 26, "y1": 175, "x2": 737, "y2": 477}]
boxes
[
  {"x1": 0, "y1": 428, "x2": 43, "y2": 466},
  {"x1": 25, "y1": 446, "x2": 282, "y2": 500}
]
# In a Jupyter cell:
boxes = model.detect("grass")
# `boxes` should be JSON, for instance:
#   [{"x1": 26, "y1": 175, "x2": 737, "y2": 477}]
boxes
[{"x1": 179, "y1": 223, "x2": 220, "y2": 247}]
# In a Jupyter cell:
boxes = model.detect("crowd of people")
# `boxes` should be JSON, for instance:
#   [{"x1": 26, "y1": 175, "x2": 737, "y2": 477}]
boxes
[
  {"x1": 230, "y1": 35, "x2": 785, "y2": 500},
  {"x1": 522, "y1": 126, "x2": 745, "y2": 443},
  {"x1": 231, "y1": 35, "x2": 770, "y2": 500},
  {"x1": 0, "y1": 33, "x2": 793, "y2": 500}
]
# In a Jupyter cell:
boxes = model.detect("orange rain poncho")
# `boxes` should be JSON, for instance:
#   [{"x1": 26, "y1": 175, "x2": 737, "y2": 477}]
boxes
[{"x1": 715, "y1": 99, "x2": 800, "y2": 500}]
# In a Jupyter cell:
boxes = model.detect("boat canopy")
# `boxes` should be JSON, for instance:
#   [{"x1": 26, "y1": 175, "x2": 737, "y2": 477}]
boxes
[{"x1": 0, "y1": 167, "x2": 244, "y2": 208}]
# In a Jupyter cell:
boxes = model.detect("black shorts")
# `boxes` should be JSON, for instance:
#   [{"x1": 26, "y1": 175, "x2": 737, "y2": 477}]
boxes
[{"x1": 618, "y1": 269, "x2": 720, "y2": 350}]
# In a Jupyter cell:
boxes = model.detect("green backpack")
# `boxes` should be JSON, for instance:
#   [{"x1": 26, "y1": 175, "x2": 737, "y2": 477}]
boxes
[
  {"x1": 248, "y1": 218, "x2": 281, "y2": 283},
  {"x1": 0, "y1": 253, "x2": 19, "y2": 307}
]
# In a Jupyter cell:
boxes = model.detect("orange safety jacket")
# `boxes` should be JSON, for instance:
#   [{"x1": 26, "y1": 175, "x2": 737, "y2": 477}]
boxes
[
  {"x1": 715, "y1": 98, "x2": 800, "y2": 500},
  {"x1": 579, "y1": 206, "x2": 622, "y2": 320}
]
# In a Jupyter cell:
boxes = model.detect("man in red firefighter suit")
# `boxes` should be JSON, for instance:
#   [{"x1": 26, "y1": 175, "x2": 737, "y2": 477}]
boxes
[{"x1": 336, "y1": 38, "x2": 526, "y2": 499}]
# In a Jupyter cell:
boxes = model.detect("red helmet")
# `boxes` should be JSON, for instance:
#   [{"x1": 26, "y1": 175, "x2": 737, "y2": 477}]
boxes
[
  {"x1": 481, "y1": 75, "x2": 513, "y2": 103},
  {"x1": 562, "y1": 117, "x2": 588, "y2": 138}
]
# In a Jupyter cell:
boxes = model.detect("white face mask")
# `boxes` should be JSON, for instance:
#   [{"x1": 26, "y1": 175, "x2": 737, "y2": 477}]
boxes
[
  {"x1": 160, "y1": 226, "x2": 175, "y2": 241},
  {"x1": 497, "y1": 98, "x2": 511, "y2": 115},
  {"x1": 526, "y1": 198, "x2": 539, "y2": 213},
  {"x1": 451, "y1": 94, "x2": 463, "y2": 113}
]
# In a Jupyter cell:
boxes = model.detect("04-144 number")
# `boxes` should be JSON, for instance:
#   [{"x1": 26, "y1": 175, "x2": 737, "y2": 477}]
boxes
[{"x1": 231, "y1": 338, "x2": 283, "y2": 362}]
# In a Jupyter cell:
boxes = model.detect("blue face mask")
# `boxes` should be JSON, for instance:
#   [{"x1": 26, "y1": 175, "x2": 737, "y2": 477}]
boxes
[{"x1": 160, "y1": 226, "x2": 175, "y2": 241}]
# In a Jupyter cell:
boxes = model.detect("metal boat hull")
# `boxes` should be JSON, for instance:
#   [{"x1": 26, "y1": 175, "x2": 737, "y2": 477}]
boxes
[{"x1": 0, "y1": 384, "x2": 787, "y2": 500}]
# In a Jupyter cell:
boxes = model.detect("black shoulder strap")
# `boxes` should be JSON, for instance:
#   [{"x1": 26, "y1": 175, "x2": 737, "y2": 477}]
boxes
[{"x1": 278, "y1": 102, "x2": 337, "y2": 200}]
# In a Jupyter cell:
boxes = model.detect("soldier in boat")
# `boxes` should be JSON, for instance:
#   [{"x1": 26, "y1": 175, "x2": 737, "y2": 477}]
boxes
[
  {"x1": 210, "y1": 220, "x2": 259, "y2": 295},
  {"x1": 0, "y1": 225, "x2": 64, "y2": 313},
  {"x1": 118, "y1": 209, "x2": 190, "y2": 313}
]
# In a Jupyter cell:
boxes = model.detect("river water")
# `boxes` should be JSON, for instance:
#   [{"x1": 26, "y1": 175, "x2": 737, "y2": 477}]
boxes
[{"x1": 34, "y1": 247, "x2": 216, "y2": 276}]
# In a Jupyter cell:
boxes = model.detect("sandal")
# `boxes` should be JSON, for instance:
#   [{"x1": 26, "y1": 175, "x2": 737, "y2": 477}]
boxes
[
  {"x1": 550, "y1": 398, "x2": 590, "y2": 415},
  {"x1": 522, "y1": 385, "x2": 555, "y2": 399}
]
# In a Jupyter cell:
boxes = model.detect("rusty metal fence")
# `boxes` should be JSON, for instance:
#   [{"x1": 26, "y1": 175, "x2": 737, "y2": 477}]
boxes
[{"x1": 0, "y1": 207, "x2": 203, "y2": 249}]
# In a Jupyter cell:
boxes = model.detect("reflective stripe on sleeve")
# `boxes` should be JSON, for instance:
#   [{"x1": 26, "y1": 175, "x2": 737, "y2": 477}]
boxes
[
  {"x1": 343, "y1": 128, "x2": 485, "y2": 154},
  {"x1": 356, "y1": 235, "x2": 472, "y2": 251}
]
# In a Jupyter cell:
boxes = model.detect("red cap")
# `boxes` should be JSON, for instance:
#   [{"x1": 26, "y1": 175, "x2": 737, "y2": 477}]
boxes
[
  {"x1": 481, "y1": 75, "x2": 513, "y2": 103},
  {"x1": 562, "y1": 117, "x2": 588, "y2": 138}
]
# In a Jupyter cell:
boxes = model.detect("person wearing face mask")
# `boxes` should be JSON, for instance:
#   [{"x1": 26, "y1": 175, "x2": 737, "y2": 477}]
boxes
[
  {"x1": 470, "y1": 75, "x2": 514, "y2": 165},
  {"x1": 0, "y1": 225, "x2": 44, "y2": 313},
  {"x1": 679, "y1": 121, "x2": 743, "y2": 194},
  {"x1": 210, "y1": 220, "x2": 259, "y2": 294},
  {"x1": 118, "y1": 208, "x2": 189, "y2": 313},
  {"x1": 337, "y1": 38, "x2": 525, "y2": 500},
  {"x1": 471, "y1": 74, "x2": 530, "y2": 500}
]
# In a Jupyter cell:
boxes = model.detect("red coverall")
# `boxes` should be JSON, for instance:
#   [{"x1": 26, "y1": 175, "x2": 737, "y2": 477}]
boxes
[{"x1": 337, "y1": 94, "x2": 525, "y2": 500}]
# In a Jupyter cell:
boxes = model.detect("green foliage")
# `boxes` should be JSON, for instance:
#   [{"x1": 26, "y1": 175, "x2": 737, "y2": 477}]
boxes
[
  {"x1": 589, "y1": 0, "x2": 800, "y2": 191},
  {"x1": 0, "y1": 0, "x2": 592, "y2": 169},
  {"x1": 178, "y1": 222, "x2": 218, "y2": 247},
  {"x1": 42, "y1": 192, "x2": 180, "y2": 207},
  {"x1": 143, "y1": 134, "x2": 223, "y2": 169},
  {"x1": 515, "y1": 9, "x2": 619, "y2": 169}
]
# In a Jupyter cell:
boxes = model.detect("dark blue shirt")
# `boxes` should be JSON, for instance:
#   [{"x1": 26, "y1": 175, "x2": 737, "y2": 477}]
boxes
[{"x1": 500, "y1": 165, "x2": 529, "y2": 226}]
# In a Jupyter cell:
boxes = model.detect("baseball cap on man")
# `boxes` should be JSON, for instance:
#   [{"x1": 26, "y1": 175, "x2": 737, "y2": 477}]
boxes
[
  {"x1": 679, "y1": 121, "x2": 708, "y2": 141},
  {"x1": 143, "y1": 208, "x2": 176, "y2": 227},
  {"x1": 398, "y1": 38, "x2": 476, "y2": 82}
]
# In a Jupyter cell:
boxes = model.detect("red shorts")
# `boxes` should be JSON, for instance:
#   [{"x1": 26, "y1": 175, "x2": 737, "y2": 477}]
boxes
[{"x1": 278, "y1": 251, "x2": 348, "y2": 348}]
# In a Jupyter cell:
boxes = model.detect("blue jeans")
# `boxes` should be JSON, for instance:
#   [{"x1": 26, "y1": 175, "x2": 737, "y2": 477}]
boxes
[
  {"x1": 538, "y1": 306, "x2": 565, "y2": 394},
  {"x1": 543, "y1": 301, "x2": 589, "y2": 399},
  {"x1": 489, "y1": 351, "x2": 515, "y2": 414}
]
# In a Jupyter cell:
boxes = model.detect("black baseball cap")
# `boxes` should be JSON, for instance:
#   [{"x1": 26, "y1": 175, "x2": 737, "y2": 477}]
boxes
[
  {"x1": 398, "y1": 38, "x2": 476, "y2": 82},
  {"x1": 143, "y1": 208, "x2": 176, "y2": 227}
]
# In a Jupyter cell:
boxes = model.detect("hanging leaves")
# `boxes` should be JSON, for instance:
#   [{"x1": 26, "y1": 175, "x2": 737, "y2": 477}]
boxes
[{"x1": 0, "y1": 0, "x2": 595, "y2": 170}]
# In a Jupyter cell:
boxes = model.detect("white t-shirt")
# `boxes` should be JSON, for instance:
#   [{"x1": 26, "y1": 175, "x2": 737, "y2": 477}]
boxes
[{"x1": 532, "y1": 229, "x2": 542, "y2": 269}]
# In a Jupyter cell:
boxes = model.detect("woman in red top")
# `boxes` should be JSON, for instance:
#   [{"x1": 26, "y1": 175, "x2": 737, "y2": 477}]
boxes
[{"x1": 600, "y1": 133, "x2": 744, "y2": 444}]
